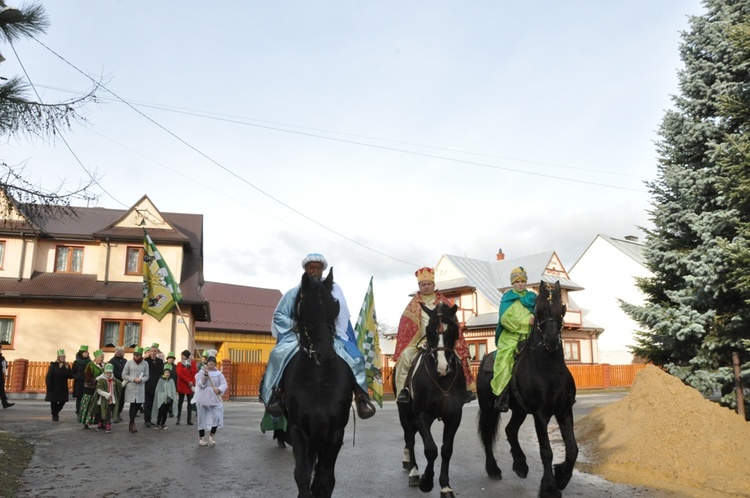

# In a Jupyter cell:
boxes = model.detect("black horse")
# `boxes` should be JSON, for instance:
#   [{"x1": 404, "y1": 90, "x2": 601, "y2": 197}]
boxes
[
  {"x1": 282, "y1": 269, "x2": 356, "y2": 498},
  {"x1": 476, "y1": 280, "x2": 578, "y2": 498},
  {"x1": 395, "y1": 302, "x2": 465, "y2": 498}
]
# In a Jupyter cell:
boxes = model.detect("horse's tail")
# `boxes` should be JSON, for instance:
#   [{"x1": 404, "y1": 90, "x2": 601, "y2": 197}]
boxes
[{"x1": 476, "y1": 353, "x2": 501, "y2": 447}]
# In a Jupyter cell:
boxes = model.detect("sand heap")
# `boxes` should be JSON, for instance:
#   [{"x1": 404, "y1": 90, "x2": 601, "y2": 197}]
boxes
[{"x1": 576, "y1": 365, "x2": 750, "y2": 497}]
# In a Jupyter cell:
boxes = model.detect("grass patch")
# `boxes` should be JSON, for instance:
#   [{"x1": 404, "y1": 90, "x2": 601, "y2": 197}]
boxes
[{"x1": 0, "y1": 432, "x2": 34, "y2": 497}]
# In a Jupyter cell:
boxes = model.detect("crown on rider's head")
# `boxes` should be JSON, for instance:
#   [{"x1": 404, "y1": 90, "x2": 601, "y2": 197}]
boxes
[{"x1": 415, "y1": 267, "x2": 435, "y2": 283}]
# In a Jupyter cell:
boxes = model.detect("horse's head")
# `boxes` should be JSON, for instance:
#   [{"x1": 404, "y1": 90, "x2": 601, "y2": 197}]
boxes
[
  {"x1": 533, "y1": 280, "x2": 566, "y2": 352},
  {"x1": 295, "y1": 268, "x2": 340, "y2": 365},
  {"x1": 420, "y1": 302, "x2": 459, "y2": 377}
]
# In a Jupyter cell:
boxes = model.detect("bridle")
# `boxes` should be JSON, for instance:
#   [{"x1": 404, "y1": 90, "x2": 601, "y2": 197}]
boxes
[
  {"x1": 298, "y1": 322, "x2": 335, "y2": 359},
  {"x1": 530, "y1": 284, "x2": 564, "y2": 352}
]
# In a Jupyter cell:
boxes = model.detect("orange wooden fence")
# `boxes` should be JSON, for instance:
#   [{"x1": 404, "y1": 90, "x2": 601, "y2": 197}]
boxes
[{"x1": 4, "y1": 360, "x2": 645, "y2": 398}]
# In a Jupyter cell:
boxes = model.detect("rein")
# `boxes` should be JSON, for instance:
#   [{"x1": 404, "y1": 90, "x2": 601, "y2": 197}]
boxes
[{"x1": 298, "y1": 322, "x2": 335, "y2": 358}]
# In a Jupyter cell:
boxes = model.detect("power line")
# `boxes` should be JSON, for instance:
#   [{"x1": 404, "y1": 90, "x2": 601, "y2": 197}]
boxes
[{"x1": 33, "y1": 37, "x2": 419, "y2": 267}]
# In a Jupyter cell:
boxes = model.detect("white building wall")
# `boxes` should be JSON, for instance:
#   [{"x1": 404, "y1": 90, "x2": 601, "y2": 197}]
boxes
[{"x1": 569, "y1": 236, "x2": 651, "y2": 364}]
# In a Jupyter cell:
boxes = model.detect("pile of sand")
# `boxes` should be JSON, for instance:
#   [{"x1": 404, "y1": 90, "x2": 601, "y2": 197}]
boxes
[{"x1": 576, "y1": 365, "x2": 750, "y2": 497}]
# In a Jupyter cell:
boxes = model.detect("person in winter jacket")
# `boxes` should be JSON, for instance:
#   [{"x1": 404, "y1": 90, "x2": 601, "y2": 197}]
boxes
[{"x1": 45, "y1": 349, "x2": 73, "y2": 421}]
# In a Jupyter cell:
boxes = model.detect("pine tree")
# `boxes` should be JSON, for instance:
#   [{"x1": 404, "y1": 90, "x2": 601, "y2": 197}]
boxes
[
  {"x1": 622, "y1": 0, "x2": 750, "y2": 407},
  {"x1": 0, "y1": 1, "x2": 97, "y2": 220}
]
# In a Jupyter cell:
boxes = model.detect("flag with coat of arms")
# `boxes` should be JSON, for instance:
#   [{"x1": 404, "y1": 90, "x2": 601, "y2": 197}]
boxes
[
  {"x1": 355, "y1": 277, "x2": 383, "y2": 407},
  {"x1": 142, "y1": 230, "x2": 182, "y2": 321}
]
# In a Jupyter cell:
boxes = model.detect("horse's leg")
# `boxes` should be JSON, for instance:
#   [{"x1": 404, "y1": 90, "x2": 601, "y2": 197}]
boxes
[
  {"x1": 290, "y1": 428, "x2": 314, "y2": 498},
  {"x1": 505, "y1": 408, "x2": 529, "y2": 479},
  {"x1": 311, "y1": 429, "x2": 344, "y2": 498},
  {"x1": 532, "y1": 414, "x2": 561, "y2": 498},
  {"x1": 552, "y1": 409, "x2": 578, "y2": 491},
  {"x1": 416, "y1": 414, "x2": 437, "y2": 493},
  {"x1": 437, "y1": 410, "x2": 462, "y2": 498},
  {"x1": 397, "y1": 402, "x2": 420, "y2": 486}
]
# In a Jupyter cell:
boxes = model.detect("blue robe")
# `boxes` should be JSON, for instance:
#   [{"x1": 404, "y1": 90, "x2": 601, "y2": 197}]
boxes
[{"x1": 260, "y1": 282, "x2": 367, "y2": 404}]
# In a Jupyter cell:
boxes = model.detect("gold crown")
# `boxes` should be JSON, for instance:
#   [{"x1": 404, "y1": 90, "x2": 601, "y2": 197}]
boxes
[{"x1": 415, "y1": 267, "x2": 435, "y2": 283}]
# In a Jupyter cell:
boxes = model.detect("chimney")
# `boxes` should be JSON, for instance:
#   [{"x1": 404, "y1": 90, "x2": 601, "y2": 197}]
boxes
[
  {"x1": 624, "y1": 235, "x2": 638, "y2": 242},
  {"x1": 496, "y1": 248, "x2": 505, "y2": 261}
]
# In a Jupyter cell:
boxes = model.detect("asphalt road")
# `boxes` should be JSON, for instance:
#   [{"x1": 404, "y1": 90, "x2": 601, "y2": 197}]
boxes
[{"x1": 0, "y1": 392, "x2": 681, "y2": 497}]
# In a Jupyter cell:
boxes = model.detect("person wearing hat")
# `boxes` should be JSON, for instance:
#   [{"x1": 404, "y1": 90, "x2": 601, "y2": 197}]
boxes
[
  {"x1": 143, "y1": 343, "x2": 164, "y2": 428},
  {"x1": 79, "y1": 349, "x2": 106, "y2": 429},
  {"x1": 151, "y1": 364, "x2": 177, "y2": 430},
  {"x1": 260, "y1": 253, "x2": 376, "y2": 421},
  {"x1": 107, "y1": 346, "x2": 128, "y2": 422},
  {"x1": 193, "y1": 355, "x2": 227, "y2": 446},
  {"x1": 122, "y1": 346, "x2": 149, "y2": 433},
  {"x1": 164, "y1": 352, "x2": 177, "y2": 418},
  {"x1": 94, "y1": 363, "x2": 122, "y2": 433},
  {"x1": 175, "y1": 349, "x2": 197, "y2": 425},
  {"x1": 70, "y1": 345, "x2": 90, "y2": 415},
  {"x1": 394, "y1": 267, "x2": 476, "y2": 404},
  {"x1": 0, "y1": 343, "x2": 13, "y2": 409},
  {"x1": 491, "y1": 266, "x2": 537, "y2": 411},
  {"x1": 45, "y1": 349, "x2": 73, "y2": 421}
]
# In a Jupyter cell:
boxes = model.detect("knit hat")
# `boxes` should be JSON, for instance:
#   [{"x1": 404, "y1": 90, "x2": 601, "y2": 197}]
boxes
[
  {"x1": 207, "y1": 356, "x2": 217, "y2": 364},
  {"x1": 56, "y1": 349, "x2": 65, "y2": 356},
  {"x1": 79, "y1": 345, "x2": 89, "y2": 352},
  {"x1": 415, "y1": 267, "x2": 435, "y2": 283},
  {"x1": 93, "y1": 349, "x2": 104, "y2": 358},
  {"x1": 134, "y1": 346, "x2": 144, "y2": 355},
  {"x1": 166, "y1": 351, "x2": 175, "y2": 359},
  {"x1": 104, "y1": 363, "x2": 114, "y2": 372},
  {"x1": 510, "y1": 267, "x2": 528, "y2": 284},
  {"x1": 301, "y1": 253, "x2": 328, "y2": 270},
  {"x1": 181, "y1": 350, "x2": 191, "y2": 358}
]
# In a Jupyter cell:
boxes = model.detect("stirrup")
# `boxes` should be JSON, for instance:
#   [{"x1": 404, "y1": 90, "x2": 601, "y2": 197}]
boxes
[{"x1": 396, "y1": 388, "x2": 411, "y2": 404}]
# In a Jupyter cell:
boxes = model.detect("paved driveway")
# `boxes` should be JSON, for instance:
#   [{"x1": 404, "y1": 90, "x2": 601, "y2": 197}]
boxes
[{"x1": 0, "y1": 393, "x2": 677, "y2": 497}]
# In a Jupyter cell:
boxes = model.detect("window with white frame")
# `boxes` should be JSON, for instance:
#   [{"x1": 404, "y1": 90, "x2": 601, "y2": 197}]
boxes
[
  {"x1": 564, "y1": 340, "x2": 581, "y2": 362},
  {"x1": 125, "y1": 246, "x2": 144, "y2": 275}
]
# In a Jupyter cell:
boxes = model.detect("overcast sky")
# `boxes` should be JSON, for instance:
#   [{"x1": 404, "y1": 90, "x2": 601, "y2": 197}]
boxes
[{"x1": 1, "y1": 1, "x2": 705, "y2": 326}]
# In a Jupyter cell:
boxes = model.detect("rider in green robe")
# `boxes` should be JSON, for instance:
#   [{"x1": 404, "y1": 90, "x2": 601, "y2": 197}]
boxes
[{"x1": 491, "y1": 266, "x2": 537, "y2": 411}]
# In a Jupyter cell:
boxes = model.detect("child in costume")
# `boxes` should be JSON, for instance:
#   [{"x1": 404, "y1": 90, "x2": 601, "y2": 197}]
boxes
[
  {"x1": 151, "y1": 365, "x2": 177, "y2": 429},
  {"x1": 95, "y1": 363, "x2": 122, "y2": 433}
]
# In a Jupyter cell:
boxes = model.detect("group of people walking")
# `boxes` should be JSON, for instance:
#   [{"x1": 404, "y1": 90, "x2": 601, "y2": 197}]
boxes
[{"x1": 43, "y1": 343, "x2": 227, "y2": 446}]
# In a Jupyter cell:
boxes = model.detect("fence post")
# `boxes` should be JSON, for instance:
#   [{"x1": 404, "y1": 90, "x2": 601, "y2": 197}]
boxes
[
  {"x1": 602, "y1": 363, "x2": 611, "y2": 389},
  {"x1": 221, "y1": 359, "x2": 231, "y2": 401},
  {"x1": 10, "y1": 359, "x2": 29, "y2": 393}
]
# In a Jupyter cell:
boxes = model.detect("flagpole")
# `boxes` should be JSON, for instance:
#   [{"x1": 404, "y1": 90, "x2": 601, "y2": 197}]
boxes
[{"x1": 173, "y1": 302, "x2": 220, "y2": 400}]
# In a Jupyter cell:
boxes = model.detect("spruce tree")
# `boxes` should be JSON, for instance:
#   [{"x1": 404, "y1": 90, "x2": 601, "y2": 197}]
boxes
[{"x1": 622, "y1": 0, "x2": 750, "y2": 408}]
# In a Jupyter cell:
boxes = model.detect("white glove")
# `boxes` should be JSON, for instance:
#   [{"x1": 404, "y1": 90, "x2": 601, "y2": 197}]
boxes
[{"x1": 97, "y1": 389, "x2": 110, "y2": 399}]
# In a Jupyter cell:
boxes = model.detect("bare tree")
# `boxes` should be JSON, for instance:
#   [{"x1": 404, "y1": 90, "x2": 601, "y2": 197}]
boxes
[{"x1": 0, "y1": 1, "x2": 99, "y2": 222}]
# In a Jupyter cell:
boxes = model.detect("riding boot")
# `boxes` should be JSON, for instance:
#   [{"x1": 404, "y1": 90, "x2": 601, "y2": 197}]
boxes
[
  {"x1": 464, "y1": 390, "x2": 477, "y2": 404},
  {"x1": 396, "y1": 388, "x2": 411, "y2": 404},
  {"x1": 266, "y1": 388, "x2": 284, "y2": 417},
  {"x1": 494, "y1": 386, "x2": 510, "y2": 412},
  {"x1": 176, "y1": 415, "x2": 181, "y2": 425},
  {"x1": 354, "y1": 388, "x2": 376, "y2": 420}
]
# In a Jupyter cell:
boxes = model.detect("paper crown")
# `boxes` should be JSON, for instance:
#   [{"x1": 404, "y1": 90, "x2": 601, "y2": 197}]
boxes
[
  {"x1": 79, "y1": 345, "x2": 89, "y2": 352},
  {"x1": 166, "y1": 351, "x2": 175, "y2": 358},
  {"x1": 134, "y1": 346, "x2": 144, "y2": 354},
  {"x1": 93, "y1": 349, "x2": 104, "y2": 358},
  {"x1": 163, "y1": 364, "x2": 173, "y2": 371},
  {"x1": 104, "y1": 364, "x2": 114, "y2": 372},
  {"x1": 151, "y1": 342, "x2": 159, "y2": 349},
  {"x1": 510, "y1": 266, "x2": 528, "y2": 284},
  {"x1": 415, "y1": 267, "x2": 435, "y2": 283},
  {"x1": 202, "y1": 350, "x2": 209, "y2": 357},
  {"x1": 56, "y1": 349, "x2": 65, "y2": 356}
]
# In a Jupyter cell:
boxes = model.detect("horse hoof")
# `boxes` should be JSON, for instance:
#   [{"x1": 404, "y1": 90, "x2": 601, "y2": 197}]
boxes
[
  {"x1": 408, "y1": 475, "x2": 420, "y2": 487},
  {"x1": 419, "y1": 478, "x2": 434, "y2": 493},
  {"x1": 440, "y1": 489, "x2": 456, "y2": 498},
  {"x1": 402, "y1": 461, "x2": 410, "y2": 471},
  {"x1": 513, "y1": 463, "x2": 529, "y2": 479},
  {"x1": 487, "y1": 468, "x2": 503, "y2": 480}
]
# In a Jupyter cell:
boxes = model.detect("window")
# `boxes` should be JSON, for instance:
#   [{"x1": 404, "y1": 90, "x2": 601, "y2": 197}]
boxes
[
  {"x1": 55, "y1": 246, "x2": 84, "y2": 273},
  {"x1": 466, "y1": 340, "x2": 487, "y2": 362},
  {"x1": 564, "y1": 340, "x2": 581, "y2": 362},
  {"x1": 0, "y1": 240, "x2": 5, "y2": 269},
  {"x1": 449, "y1": 295, "x2": 461, "y2": 307},
  {"x1": 125, "y1": 246, "x2": 144, "y2": 275},
  {"x1": 101, "y1": 319, "x2": 142, "y2": 349},
  {"x1": 0, "y1": 317, "x2": 15, "y2": 346}
]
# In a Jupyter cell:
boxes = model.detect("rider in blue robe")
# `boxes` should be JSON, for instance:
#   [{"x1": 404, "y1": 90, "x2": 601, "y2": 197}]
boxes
[{"x1": 261, "y1": 253, "x2": 376, "y2": 420}]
